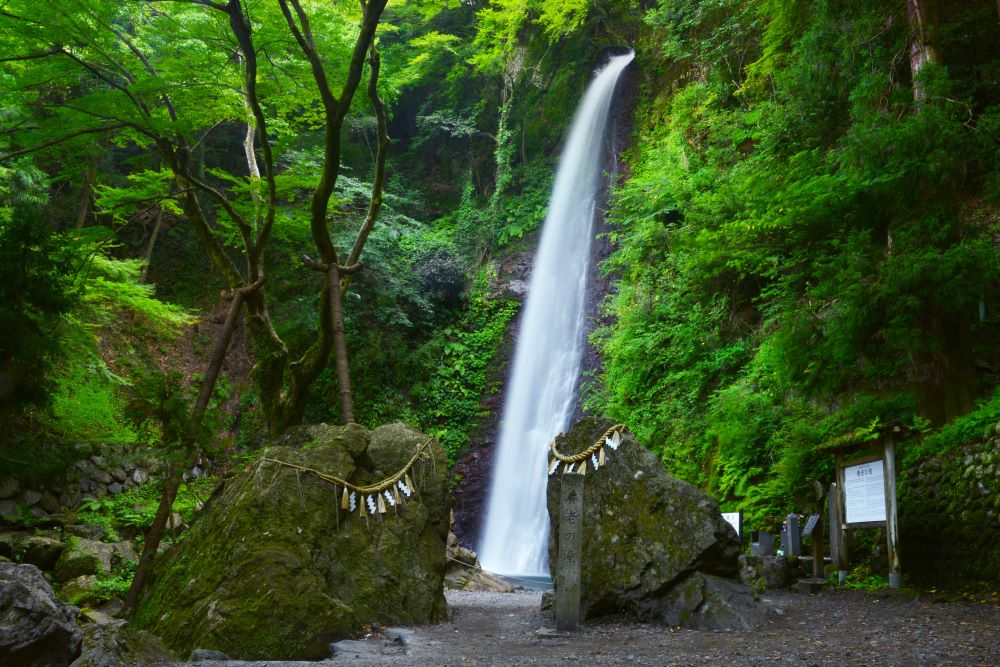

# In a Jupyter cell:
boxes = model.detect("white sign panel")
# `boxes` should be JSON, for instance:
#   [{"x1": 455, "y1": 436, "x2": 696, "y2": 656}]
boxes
[
  {"x1": 721, "y1": 511, "x2": 741, "y2": 539},
  {"x1": 844, "y1": 459, "x2": 886, "y2": 524}
]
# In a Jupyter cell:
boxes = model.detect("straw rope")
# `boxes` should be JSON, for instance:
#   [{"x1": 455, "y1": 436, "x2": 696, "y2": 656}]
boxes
[
  {"x1": 256, "y1": 437, "x2": 434, "y2": 494},
  {"x1": 549, "y1": 423, "x2": 625, "y2": 463}
]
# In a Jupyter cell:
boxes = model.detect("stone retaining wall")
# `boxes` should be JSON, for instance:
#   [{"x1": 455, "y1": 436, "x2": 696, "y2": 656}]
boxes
[
  {"x1": 0, "y1": 447, "x2": 158, "y2": 521},
  {"x1": 900, "y1": 432, "x2": 1000, "y2": 583}
]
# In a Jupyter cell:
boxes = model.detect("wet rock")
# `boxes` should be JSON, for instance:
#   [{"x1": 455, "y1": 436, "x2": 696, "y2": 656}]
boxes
[
  {"x1": 0, "y1": 562, "x2": 82, "y2": 666},
  {"x1": 132, "y1": 423, "x2": 449, "y2": 660},
  {"x1": 451, "y1": 448, "x2": 494, "y2": 549},
  {"x1": 547, "y1": 417, "x2": 766, "y2": 630}
]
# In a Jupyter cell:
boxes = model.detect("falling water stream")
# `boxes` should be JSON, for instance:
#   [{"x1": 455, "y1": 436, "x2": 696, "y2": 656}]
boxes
[{"x1": 478, "y1": 52, "x2": 634, "y2": 577}]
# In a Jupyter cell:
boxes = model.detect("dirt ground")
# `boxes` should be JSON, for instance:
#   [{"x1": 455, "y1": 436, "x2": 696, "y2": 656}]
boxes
[{"x1": 185, "y1": 587, "x2": 1000, "y2": 667}]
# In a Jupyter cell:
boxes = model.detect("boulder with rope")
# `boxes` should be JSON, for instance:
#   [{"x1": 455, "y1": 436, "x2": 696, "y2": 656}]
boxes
[
  {"x1": 546, "y1": 417, "x2": 767, "y2": 630},
  {"x1": 131, "y1": 423, "x2": 449, "y2": 660}
]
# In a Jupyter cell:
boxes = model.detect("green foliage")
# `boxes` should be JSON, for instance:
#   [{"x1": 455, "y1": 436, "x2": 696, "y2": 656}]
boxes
[
  {"x1": 595, "y1": 0, "x2": 1000, "y2": 523},
  {"x1": 901, "y1": 385, "x2": 1000, "y2": 468},
  {"x1": 495, "y1": 159, "x2": 553, "y2": 246},
  {"x1": 75, "y1": 477, "x2": 214, "y2": 539},
  {"x1": 92, "y1": 559, "x2": 138, "y2": 602},
  {"x1": 469, "y1": 0, "x2": 590, "y2": 74},
  {"x1": 0, "y1": 164, "x2": 73, "y2": 420},
  {"x1": 127, "y1": 369, "x2": 222, "y2": 459},
  {"x1": 836, "y1": 565, "x2": 890, "y2": 591},
  {"x1": 412, "y1": 271, "x2": 518, "y2": 461}
]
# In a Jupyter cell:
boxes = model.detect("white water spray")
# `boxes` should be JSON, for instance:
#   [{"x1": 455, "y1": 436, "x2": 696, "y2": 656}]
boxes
[{"x1": 478, "y1": 52, "x2": 634, "y2": 576}]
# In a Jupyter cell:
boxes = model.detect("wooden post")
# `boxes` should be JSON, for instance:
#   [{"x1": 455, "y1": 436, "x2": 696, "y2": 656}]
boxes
[
  {"x1": 830, "y1": 475, "x2": 848, "y2": 585},
  {"x1": 883, "y1": 435, "x2": 901, "y2": 588},
  {"x1": 812, "y1": 513, "x2": 824, "y2": 579},
  {"x1": 555, "y1": 473, "x2": 584, "y2": 632}
]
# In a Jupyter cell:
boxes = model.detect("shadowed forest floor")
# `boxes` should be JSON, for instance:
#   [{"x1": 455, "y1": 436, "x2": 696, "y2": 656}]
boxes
[{"x1": 179, "y1": 588, "x2": 1000, "y2": 666}]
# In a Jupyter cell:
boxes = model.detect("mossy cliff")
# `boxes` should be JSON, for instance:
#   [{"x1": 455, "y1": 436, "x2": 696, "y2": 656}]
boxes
[{"x1": 132, "y1": 423, "x2": 449, "y2": 660}]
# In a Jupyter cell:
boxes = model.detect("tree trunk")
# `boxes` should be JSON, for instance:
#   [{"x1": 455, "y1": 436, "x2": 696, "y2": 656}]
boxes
[
  {"x1": 140, "y1": 204, "x2": 166, "y2": 283},
  {"x1": 123, "y1": 284, "x2": 256, "y2": 615},
  {"x1": 75, "y1": 151, "x2": 99, "y2": 227},
  {"x1": 906, "y1": 0, "x2": 939, "y2": 101},
  {"x1": 327, "y1": 265, "x2": 354, "y2": 424},
  {"x1": 122, "y1": 469, "x2": 180, "y2": 614}
]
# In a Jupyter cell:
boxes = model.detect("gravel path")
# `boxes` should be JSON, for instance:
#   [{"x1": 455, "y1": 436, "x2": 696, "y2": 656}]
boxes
[{"x1": 187, "y1": 588, "x2": 1000, "y2": 667}]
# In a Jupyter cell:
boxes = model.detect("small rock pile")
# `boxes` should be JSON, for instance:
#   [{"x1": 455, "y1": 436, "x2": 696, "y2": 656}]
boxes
[{"x1": 444, "y1": 516, "x2": 514, "y2": 593}]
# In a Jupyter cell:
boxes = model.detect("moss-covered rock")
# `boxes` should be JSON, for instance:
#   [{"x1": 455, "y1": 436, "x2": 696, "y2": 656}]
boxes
[
  {"x1": 54, "y1": 538, "x2": 113, "y2": 583},
  {"x1": 73, "y1": 619, "x2": 175, "y2": 667},
  {"x1": 132, "y1": 423, "x2": 449, "y2": 660},
  {"x1": 60, "y1": 575, "x2": 99, "y2": 607},
  {"x1": 547, "y1": 417, "x2": 765, "y2": 629}
]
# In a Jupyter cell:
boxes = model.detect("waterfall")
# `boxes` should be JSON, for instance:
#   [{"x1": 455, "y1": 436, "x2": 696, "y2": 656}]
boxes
[{"x1": 478, "y1": 51, "x2": 634, "y2": 577}]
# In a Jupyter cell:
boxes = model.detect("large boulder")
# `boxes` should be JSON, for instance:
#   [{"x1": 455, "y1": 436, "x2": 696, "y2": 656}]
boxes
[
  {"x1": 0, "y1": 562, "x2": 83, "y2": 666},
  {"x1": 546, "y1": 418, "x2": 767, "y2": 629},
  {"x1": 132, "y1": 423, "x2": 450, "y2": 660}
]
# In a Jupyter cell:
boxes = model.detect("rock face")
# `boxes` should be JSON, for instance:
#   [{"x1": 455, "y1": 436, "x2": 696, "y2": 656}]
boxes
[
  {"x1": 133, "y1": 423, "x2": 450, "y2": 660},
  {"x1": 0, "y1": 562, "x2": 83, "y2": 666},
  {"x1": 546, "y1": 418, "x2": 767, "y2": 630}
]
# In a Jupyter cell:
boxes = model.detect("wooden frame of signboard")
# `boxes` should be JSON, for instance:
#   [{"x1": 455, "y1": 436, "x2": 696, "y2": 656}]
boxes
[{"x1": 827, "y1": 424, "x2": 904, "y2": 589}]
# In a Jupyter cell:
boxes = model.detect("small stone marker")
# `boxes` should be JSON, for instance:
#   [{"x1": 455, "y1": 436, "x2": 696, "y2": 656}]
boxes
[
  {"x1": 750, "y1": 530, "x2": 775, "y2": 557},
  {"x1": 555, "y1": 473, "x2": 584, "y2": 632},
  {"x1": 781, "y1": 513, "x2": 801, "y2": 558}
]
